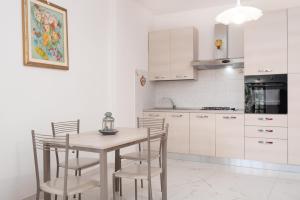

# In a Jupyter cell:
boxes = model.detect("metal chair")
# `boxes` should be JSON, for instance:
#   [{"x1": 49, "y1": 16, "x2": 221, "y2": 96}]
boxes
[
  {"x1": 120, "y1": 117, "x2": 165, "y2": 191},
  {"x1": 113, "y1": 124, "x2": 169, "y2": 200},
  {"x1": 31, "y1": 131, "x2": 100, "y2": 200},
  {"x1": 51, "y1": 120, "x2": 99, "y2": 200}
]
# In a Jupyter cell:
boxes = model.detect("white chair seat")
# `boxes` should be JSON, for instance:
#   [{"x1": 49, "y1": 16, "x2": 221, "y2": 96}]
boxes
[
  {"x1": 120, "y1": 150, "x2": 160, "y2": 161},
  {"x1": 59, "y1": 158, "x2": 99, "y2": 170},
  {"x1": 114, "y1": 164, "x2": 162, "y2": 180},
  {"x1": 40, "y1": 175, "x2": 100, "y2": 196}
]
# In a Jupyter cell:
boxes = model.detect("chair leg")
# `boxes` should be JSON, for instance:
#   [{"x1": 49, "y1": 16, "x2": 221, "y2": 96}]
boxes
[
  {"x1": 135, "y1": 179, "x2": 138, "y2": 200},
  {"x1": 55, "y1": 167, "x2": 59, "y2": 200},
  {"x1": 112, "y1": 174, "x2": 116, "y2": 200},
  {"x1": 148, "y1": 179, "x2": 152, "y2": 200},
  {"x1": 73, "y1": 170, "x2": 78, "y2": 199},
  {"x1": 35, "y1": 190, "x2": 40, "y2": 200},
  {"x1": 159, "y1": 156, "x2": 163, "y2": 192},
  {"x1": 78, "y1": 169, "x2": 82, "y2": 200},
  {"x1": 140, "y1": 161, "x2": 143, "y2": 188},
  {"x1": 120, "y1": 178, "x2": 122, "y2": 196}
]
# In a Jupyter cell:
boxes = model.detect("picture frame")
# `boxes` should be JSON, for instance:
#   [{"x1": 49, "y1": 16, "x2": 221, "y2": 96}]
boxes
[{"x1": 22, "y1": 0, "x2": 69, "y2": 70}]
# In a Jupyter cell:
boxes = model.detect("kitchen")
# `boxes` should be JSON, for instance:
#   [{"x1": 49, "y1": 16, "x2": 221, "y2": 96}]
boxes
[{"x1": 3, "y1": 0, "x2": 300, "y2": 200}]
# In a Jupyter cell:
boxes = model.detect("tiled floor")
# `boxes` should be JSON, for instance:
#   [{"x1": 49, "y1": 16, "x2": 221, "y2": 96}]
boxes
[{"x1": 55, "y1": 159, "x2": 300, "y2": 200}]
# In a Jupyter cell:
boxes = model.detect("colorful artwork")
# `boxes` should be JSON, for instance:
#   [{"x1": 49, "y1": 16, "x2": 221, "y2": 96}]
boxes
[{"x1": 23, "y1": 0, "x2": 69, "y2": 70}]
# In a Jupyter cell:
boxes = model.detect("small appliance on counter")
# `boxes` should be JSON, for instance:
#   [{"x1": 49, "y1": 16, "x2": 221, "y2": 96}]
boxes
[
  {"x1": 99, "y1": 112, "x2": 118, "y2": 135},
  {"x1": 244, "y1": 74, "x2": 287, "y2": 114}
]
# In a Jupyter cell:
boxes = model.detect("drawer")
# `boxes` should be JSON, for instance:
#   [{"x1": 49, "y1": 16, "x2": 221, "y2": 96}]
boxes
[
  {"x1": 245, "y1": 114, "x2": 287, "y2": 127},
  {"x1": 143, "y1": 112, "x2": 166, "y2": 118},
  {"x1": 245, "y1": 126, "x2": 287, "y2": 139},
  {"x1": 245, "y1": 138, "x2": 287, "y2": 164}
]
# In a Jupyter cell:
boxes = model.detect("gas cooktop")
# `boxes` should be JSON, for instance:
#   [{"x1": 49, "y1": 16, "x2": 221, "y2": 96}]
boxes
[{"x1": 201, "y1": 107, "x2": 237, "y2": 111}]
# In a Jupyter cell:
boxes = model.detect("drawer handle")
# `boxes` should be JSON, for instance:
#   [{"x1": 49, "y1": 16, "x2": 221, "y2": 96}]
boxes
[
  {"x1": 223, "y1": 116, "x2": 237, "y2": 119},
  {"x1": 258, "y1": 117, "x2": 273, "y2": 121},
  {"x1": 176, "y1": 75, "x2": 188, "y2": 78},
  {"x1": 196, "y1": 115, "x2": 208, "y2": 118},
  {"x1": 258, "y1": 129, "x2": 274, "y2": 133},
  {"x1": 172, "y1": 114, "x2": 183, "y2": 118},
  {"x1": 258, "y1": 141, "x2": 274, "y2": 145}
]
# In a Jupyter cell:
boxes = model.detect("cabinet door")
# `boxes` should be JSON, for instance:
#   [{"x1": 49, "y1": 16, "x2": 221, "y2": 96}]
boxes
[
  {"x1": 166, "y1": 113, "x2": 190, "y2": 154},
  {"x1": 288, "y1": 74, "x2": 300, "y2": 165},
  {"x1": 288, "y1": 7, "x2": 300, "y2": 74},
  {"x1": 148, "y1": 31, "x2": 170, "y2": 80},
  {"x1": 245, "y1": 138, "x2": 287, "y2": 164},
  {"x1": 190, "y1": 113, "x2": 215, "y2": 156},
  {"x1": 244, "y1": 10, "x2": 287, "y2": 75},
  {"x1": 170, "y1": 28, "x2": 197, "y2": 80},
  {"x1": 216, "y1": 114, "x2": 244, "y2": 159}
]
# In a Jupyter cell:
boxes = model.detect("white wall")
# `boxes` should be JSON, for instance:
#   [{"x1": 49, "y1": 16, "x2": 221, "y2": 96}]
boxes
[
  {"x1": 149, "y1": 6, "x2": 245, "y2": 109},
  {"x1": 111, "y1": 0, "x2": 153, "y2": 126},
  {"x1": 0, "y1": 0, "x2": 112, "y2": 199}
]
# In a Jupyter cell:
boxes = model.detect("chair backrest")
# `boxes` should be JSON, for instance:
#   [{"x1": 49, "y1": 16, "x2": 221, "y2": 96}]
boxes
[
  {"x1": 51, "y1": 120, "x2": 80, "y2": 166},
  {"x1": 137, "y1": 117, "x2": 165, "y2": 130},
  {"x1": 137, "y1": 117, "x2": 165, "y2": 153},
  {"x1": 31, "y1": 130, "x2": 70, "y2": 197},
  {"x1": 146, "y1": 124, "x2": 169, "y2": 184}
]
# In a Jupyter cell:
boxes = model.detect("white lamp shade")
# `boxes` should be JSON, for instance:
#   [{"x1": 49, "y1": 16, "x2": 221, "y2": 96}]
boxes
[{"x1": 216, "y1": 5, "x2": 263, "y2": 25}]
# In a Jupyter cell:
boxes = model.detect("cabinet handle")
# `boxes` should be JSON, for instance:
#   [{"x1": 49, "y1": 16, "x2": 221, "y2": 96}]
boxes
[
  {"x1": 258, "y1": 141, "x2": 274, "y2": 145},
  {"x1": 155, "y1": 76, "x2": 166, "y2": 79},
  {"x1": 176, "y1": 75, "x2": 188, "y2": 78},
  {"x1": 258, "y1": 117, "x2": 273, "y2": 121},
  {"x1": 172, "y1": 114, "x2": 183, "y2": 118},
  {"x1": 258, "y1": 129, "x2": 274, "y2": 133},
  {"x1": 196, "y1": 115, "x2": 208, "y2": 119},
  {"x1": 223, "y1": 116, "x2": 237, "y2": 119},
  {"x1": 149, "y1": 114, "x2": 159, "y2": 117},
  {"x1": 258, "y1": 69, "x2": 273, "y2": 73}
]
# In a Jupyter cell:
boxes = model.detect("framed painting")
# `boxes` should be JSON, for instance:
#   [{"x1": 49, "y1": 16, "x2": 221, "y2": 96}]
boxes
[{"x1": 22, "y1": 0, "x2": 69, "y2": 70}]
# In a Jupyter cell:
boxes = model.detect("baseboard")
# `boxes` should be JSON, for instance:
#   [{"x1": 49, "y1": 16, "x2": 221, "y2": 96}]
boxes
[{"x1": 168, "y1": 153, "x2": 300, "y2": 173}]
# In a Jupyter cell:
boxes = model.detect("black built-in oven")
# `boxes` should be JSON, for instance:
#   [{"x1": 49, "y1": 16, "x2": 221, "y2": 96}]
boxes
[{"x1": 245, "y1": 74, "x2": 287, "y2": 114}]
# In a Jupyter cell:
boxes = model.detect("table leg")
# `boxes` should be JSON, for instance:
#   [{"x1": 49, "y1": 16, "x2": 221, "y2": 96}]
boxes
[
  {"x1": 100, "y1": 151, "x2": 108, "y2": 200},
  {"x1": 43, "y1": 148, "x2": 51, "y2": 200},
  {"x1": 162, "y1": 137, "x2": 168, "y2": 200},
  {"x1": 114, "y1": 149, "x2": 121, "y2": 192}
]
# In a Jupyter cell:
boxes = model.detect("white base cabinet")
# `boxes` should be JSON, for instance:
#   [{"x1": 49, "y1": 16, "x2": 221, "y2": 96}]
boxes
[
  {"x1": 190, "y1": 113, "x2": 216, "y2": 156},
  {"x1": 216, "y1": 114, "x2": 245, "y2": 159},
  {"x1": 245, "y1": 138, "x2": 287, "y2": 164},
  {"x1": 166, "y1": 113, "x2": 190, "y2": 154}
]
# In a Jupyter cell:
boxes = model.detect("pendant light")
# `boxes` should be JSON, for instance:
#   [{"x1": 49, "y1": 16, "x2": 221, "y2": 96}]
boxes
[{"x1": 216, "y1": 0, "x2": 263, "y2": 25}]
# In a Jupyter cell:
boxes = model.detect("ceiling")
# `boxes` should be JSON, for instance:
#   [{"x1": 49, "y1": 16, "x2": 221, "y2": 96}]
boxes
[{"x1": 134, "y1": 0, "x2": 300, "y2": 14}]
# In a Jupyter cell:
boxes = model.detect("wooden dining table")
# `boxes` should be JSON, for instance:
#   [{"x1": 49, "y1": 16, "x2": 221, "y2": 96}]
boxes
[{"x1": 43, "y1": 127, "x2": 168, "y2": 200}]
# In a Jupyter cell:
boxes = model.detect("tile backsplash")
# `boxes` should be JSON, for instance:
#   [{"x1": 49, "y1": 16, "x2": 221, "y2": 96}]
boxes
[{"x1": 153, "y1": 68, "x2": 245, "y2": 109}]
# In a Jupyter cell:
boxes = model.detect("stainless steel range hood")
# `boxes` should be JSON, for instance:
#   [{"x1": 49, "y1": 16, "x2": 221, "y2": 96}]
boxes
[{"x1": 192, "y1": 24, "x2": 244, "y2": 70}]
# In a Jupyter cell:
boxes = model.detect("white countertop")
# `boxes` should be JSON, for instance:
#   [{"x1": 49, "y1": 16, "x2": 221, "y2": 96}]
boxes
[{"x1": 144, "y1": 108, "x2": 245, "y2": 114}]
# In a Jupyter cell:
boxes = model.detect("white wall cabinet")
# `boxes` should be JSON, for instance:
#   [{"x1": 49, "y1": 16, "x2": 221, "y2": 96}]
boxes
[
  {"x1": 190, "y1": 113, "x2": 215, "y2": 156},
  {"x1": 288, "y1": 7, "x2": 300, "y2": 74},
  {"x1": 166, "y1": 113, "x2": 190, "y2": 154},
  {"x1": 244, "y1": 10, "x2": 287, "y2": 75},
  {"x1": 148, "y1": 31, "x2": 171, "y2": 80},
  {"x1": 149, "y1": 27, "x2": 198, "y2": 81},
  {"x1": 216, "y1": 114, "x2": 244, "y2": 159},
  {"x1": 288, "y1": 74, "x2": 300, "y2": 165}
]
